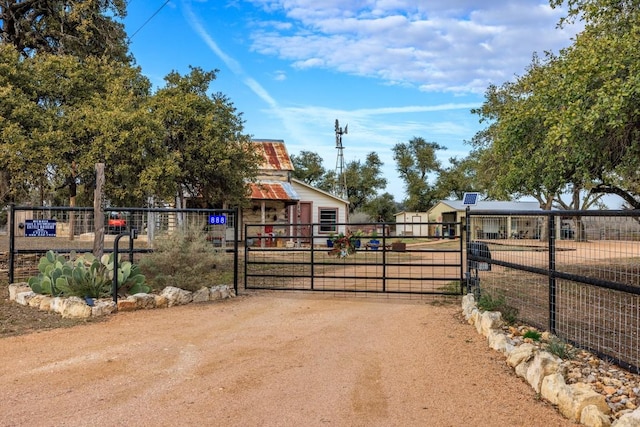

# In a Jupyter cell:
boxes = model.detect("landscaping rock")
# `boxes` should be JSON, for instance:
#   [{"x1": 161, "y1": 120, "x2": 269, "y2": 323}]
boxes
[
  {"x1": 61, "y1": 297, "x2": 91, "y2": 319},
  {"x1": 8, "y1": 283, "x2": 30, "y2": 301},
  {"x1": 613, "y1": 408, "x2": 640, "y2": 426},
  {"x1": 160, "y1": 286, "x2": 193, "y2": 307},
  {"x1": 558, "y1": 382, "x2": 611, "y2": 422},
  {"x1": 581, "y1": 405, "x2": 612, "y2": 427},
  {"x1": 192, "y1": 287, "x2": 210, "y2": 303},
  {"x1": 15, "y1": 291, "x2": 35, "y2": 306}
]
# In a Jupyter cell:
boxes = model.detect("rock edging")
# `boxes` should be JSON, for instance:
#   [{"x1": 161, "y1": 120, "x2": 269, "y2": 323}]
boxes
[
  {"x1": 8, "y1": 283, "x2": 235, "y2": 319},
  {"x1": 462, "y1": 293, "x2": 640, "y2": 427}
]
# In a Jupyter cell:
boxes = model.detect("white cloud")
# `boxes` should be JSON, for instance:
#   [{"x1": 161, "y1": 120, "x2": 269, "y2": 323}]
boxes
[{"x1": 244, "y1": 0, "x2": 582, "y2": 94}]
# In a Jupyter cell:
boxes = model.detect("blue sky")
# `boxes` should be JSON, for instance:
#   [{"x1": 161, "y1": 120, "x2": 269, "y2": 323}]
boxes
[{"x1": 121, "y1": 0, "x2": 581, "y2": 201}]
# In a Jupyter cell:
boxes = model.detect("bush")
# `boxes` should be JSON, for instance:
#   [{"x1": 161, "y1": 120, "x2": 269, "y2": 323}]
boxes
[
  {"x1": 545, "y1": 337, "x2": 577, "y2": 360},
  {"x1": 139, "y1": 225, "x2": 229, "y2": 293}
]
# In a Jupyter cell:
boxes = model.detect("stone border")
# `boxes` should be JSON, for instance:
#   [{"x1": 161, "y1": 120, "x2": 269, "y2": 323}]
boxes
[
  {"x1": 8, "y1": 283, "x2": 236, "y2": 319},
  {"x1": 462, "y1": 294, "x2": 640, "y2": 427}
]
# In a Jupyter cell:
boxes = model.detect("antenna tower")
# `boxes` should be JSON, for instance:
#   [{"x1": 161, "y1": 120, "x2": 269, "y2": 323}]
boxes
[{"x1": 334, "y1": 119, "x2": 348, "y2": 199}]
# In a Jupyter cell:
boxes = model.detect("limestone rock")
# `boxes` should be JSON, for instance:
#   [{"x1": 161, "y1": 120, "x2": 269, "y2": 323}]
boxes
[
  {"x1": 506, "y1": 343, "x2": 536, "y2": 368},
  {"x1": 192, "y1": 287, "x2": 210, "y2": 303},
  {"x1": 525, "y1": 351, "x2": 563, "y2": 393},
  {"x1": 613, "y1": 408, "x2": 640, "y2": 426},
  {"x1": 154, "y1": 294, "x2": 168, "y2": 308},
  {"x1": 581, "y1": 405, "x2": 612, "y2": 427},
  {"x1": 91, "y1": 300, "x2": 116, "y2": 317},
  {"x1": 210, "y1": 284, "x2": 233, "y2": 300},
  {"x1": 117, "y1": 299, "x2": 137, "y2": 312},
  {"x1": 160, "y1": 286, "x2": 193, "y2": 307},
  {"x1": 129, "y1": 293, "x2": 156, "y2": 309},
  {"x1": 541, "y1": 372, "x2": 570, "y2": 405},
  {"x1": 487, "y1": 329, "x2": 508, "y2": 353},
  {"x1": 27, "y1": 294, "x2": 46, "y2": 308},
  {"x1": 36, "y1": 296, "x2": 51, "y2": 311},
  {"x1": 61, "y1": 297, "x2": 91, "y2": 319},
  {"x1": 480, "y1": 311, "x2": 503, "y2": 336},
  {"x1": 9, "y1": 283, "x2": 30, "y2": 301},
  {"x1": 462, "y1": 294, "x2": 476, "y2": 319},
  {"x1": 50, "y1": 297, "x2": 65, "y2": 314},
  {"x1": 558, "y1": 382, "x2": 611, "y2": 422},
  {"x1": 15, "y1": 291, "x2": 35, "y2": 306}
]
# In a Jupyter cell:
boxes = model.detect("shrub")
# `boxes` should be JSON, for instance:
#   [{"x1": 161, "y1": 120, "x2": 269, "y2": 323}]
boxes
[
  {"x1": 139, "y1": 225, "x2": 228, "y2": 293},
  {"x1": 546, "y1": 337, "x2": 577, "y2": 360},
  {"x1": 522, "y1": 329, "x2": 542, "y2": 341}
]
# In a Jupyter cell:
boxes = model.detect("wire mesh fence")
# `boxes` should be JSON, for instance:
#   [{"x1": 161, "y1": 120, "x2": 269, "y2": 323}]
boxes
[
  {"x1": 466, "y1": 209, "x2": 640, "y2": 373},
  {"x1": 3, "y1": 206, "x2": 239, "y2": 293}
]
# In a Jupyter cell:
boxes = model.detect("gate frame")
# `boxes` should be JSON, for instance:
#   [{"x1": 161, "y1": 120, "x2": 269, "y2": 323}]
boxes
[{"x1": 243, "y1": 221, "x2": 464, "y2": 295}]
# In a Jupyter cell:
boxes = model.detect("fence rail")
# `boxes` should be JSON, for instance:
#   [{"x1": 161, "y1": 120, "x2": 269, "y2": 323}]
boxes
[{"x1": 466, "y1": 209, "x2": 640, "y2": 373}]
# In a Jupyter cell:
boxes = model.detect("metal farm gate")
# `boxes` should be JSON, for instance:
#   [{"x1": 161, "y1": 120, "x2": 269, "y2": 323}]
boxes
[{"x1": 243, "y1": 222, "x2": 464, "y2": 296}]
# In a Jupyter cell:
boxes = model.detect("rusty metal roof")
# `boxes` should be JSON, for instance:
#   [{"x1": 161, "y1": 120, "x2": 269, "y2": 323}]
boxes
[
  {"x1": 249, "y1": 181, "x2": 300, "y2": 201},
  {"x1": 253, "y1": 139, "x2": 294, "y2": 171}
]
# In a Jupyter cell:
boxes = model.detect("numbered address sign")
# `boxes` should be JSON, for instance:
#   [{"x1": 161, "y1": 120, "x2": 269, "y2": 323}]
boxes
[{"x1": 208, "y1": 215, "x2": 226, "y2": 225}]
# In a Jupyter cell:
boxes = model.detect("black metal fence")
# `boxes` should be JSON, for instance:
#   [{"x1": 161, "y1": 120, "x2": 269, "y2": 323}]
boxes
[
  {"x1": 465, "y1": 209, "x2": 640, "y2": 373},
  {"x1": 5, "y1": 205, "x2": 239, "y2": 294},
  {"x1": 243, "y1": 221, "x2": 463, "y2": 296}
]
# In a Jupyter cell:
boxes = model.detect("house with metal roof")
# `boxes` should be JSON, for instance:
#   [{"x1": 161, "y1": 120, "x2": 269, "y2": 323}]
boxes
[
  {"x1": 246, "y1": 140, "x2": 349, "y2": 246},
  {"x1": 395, "y1": 200, "x2": 542, "y2": 239}
]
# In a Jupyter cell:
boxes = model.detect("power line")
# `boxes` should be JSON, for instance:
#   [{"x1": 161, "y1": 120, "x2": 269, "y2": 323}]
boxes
[{"x1": 128, "y1": 0, "x2": 171, "y2": 41}]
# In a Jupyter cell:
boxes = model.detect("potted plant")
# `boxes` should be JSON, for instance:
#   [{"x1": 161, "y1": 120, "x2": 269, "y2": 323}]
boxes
[
  {"x1": 328, "y1": 232, "x2": 358, "y2": 258},
  {"x1": 326, "y1": 232, "x2": 336, "y2": 247},
  {"x1": 391, "y1": 240, "x2": 406, "y2": 252},
  {"x1": 368, "y1": 230, "x2": 380, "y2": 250},
  {"x1": 352, "y1": 230, "x2": 364, "y2": 249}
]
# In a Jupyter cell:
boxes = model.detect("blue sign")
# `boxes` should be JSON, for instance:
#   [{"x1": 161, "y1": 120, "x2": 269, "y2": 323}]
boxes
[
  {"x1": 25, "y1": 219, "x2": 57, "y2": 237},
  {"x1": 208, "y1": 215, "x2": 226, "y2": 225}
]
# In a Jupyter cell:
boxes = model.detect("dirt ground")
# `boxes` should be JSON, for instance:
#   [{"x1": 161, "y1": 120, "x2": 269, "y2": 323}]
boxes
[{"x1": 0, "y1": 292, "x2": 577, "y2": 427}]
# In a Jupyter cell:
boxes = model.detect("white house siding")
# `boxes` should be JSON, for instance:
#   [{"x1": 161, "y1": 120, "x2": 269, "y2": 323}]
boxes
[
  {"x1": 393, "y1": 212, "x2": 430, "y2": 237},
  {"x1": 290, "y1": 179, "x2": 349, "y2": 246}
]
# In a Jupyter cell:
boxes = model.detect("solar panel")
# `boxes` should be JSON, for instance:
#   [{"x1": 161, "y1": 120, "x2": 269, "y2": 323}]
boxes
[{"x1": 462, "y1": 192, "x2": 479, "y2": 205}]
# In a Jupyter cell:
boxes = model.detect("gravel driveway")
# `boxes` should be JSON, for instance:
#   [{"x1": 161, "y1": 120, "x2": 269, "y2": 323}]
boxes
[{"x1": 0, "y1": 293, "x2": 575, "y2": 426}]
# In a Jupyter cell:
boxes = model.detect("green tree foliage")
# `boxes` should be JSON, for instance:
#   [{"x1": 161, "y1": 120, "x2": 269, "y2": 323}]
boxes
[
  {"x1": 0, "y1": 0, "x2": 129, "y2": 61},
  {"x1": 291, "y1": 150, "x2": 326, "y2": 186},
  {"x1": 343, "y1": 152, "x2": 387, "y2": 213},
  {"x1": 392, "y1": 137, "x2": 445, "y2": 211},
  {"x1": 147, "y1": 67, "x2": 260, "y2": 208},
  {"x1": 472, "y1": 0, "x2": 640, "y2": 209},
  {"x1": 363, "y1": 192, "x2": 398, "y2": 222},
  {"x1": 0, "y1": 44, "x2": 157, "y2": 206},
  {"x1": 434, "y1": 155, "x2": 482, "y2": 200}
]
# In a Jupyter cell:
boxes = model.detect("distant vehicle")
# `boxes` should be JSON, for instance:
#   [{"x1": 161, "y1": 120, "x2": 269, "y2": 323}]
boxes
[{"x1": 107, "y1": 212, "x2": 127, "y2": 234}]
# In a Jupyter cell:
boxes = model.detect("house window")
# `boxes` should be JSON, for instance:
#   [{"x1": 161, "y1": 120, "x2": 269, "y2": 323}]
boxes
[{"x1": 319, "y1": 208, "x2": 338, "y2": 233}]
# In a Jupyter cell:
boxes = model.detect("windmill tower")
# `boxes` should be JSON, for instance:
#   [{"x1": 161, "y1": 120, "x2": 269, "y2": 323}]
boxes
[{"x1": 334, "y1": 119, "x2": 348, "y2": 199}]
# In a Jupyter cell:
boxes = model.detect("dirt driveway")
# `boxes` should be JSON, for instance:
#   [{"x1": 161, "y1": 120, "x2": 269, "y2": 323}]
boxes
[{"x1": 0, "y1": 293, "x2": 575, "y2": 427}]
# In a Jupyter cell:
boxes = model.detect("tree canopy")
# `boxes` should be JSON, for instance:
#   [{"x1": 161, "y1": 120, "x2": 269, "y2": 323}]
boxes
[
  {"x1": 392, "y1": 137, "x2": 445, "y2": 211},
  {"x1": 0, "y1": 0, "x2": 129, "y2": 61},
  {"x1": 0, "y1": 2, "x2": 260, "y2": 209},
  {"x1": 470, "y1": 0, "x2": 640, "y2": 209}
]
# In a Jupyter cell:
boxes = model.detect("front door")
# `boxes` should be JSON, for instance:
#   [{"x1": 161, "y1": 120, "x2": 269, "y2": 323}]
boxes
[{"x1": 295, "y1": 202, "x2": 312, "y2": 243}]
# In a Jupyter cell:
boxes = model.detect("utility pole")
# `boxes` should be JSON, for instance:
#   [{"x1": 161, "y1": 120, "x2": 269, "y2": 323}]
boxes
[{"x1": 334, "y1": 119, "x2": 348, "y2": 200}]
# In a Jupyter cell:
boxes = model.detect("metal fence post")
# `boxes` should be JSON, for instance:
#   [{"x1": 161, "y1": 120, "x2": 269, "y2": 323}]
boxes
[
  {"x1": 8, "y1": 204, "x2": 15, "y2": 284},
  {"x1": 548, "y1": 214, "x2": 557, "y2": 335}
]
